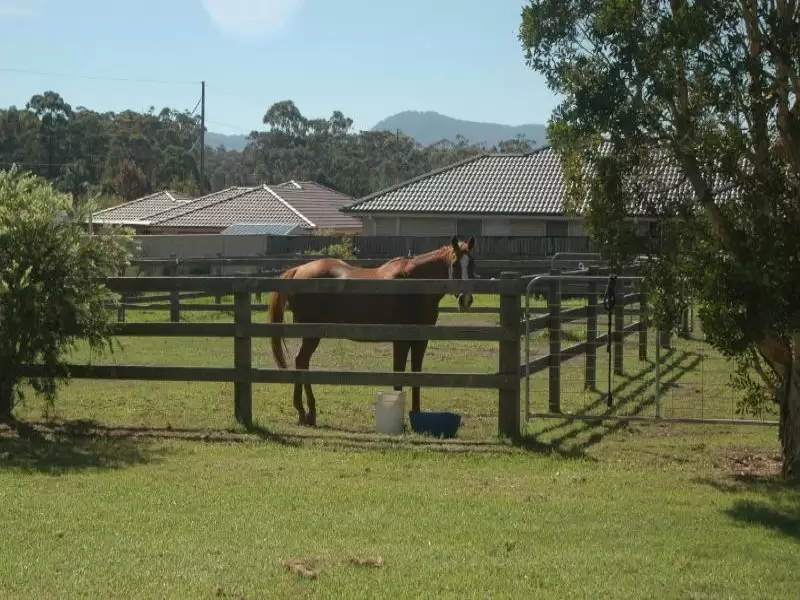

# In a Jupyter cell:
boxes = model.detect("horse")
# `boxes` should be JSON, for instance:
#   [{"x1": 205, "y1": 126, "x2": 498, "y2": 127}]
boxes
[{"x1": 266, "y1": 235, "x2": 477, "y2": 426}]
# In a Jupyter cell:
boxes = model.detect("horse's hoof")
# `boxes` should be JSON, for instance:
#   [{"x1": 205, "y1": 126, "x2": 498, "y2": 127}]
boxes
[{"x1": 304, "y1": 413, "x2": 317, "y2": 427}]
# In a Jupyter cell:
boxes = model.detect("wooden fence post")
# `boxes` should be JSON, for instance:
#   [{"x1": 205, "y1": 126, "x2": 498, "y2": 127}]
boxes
[
  {"x1": 169, "y1": 289, "x2": 180, "y2": 323},
  {"x1": 638, "y1": 282, "x2": 648, "y2": 361},
  {"x1": 681, "y1": 304, "x2": 690, "y2": 334},
  {"x1": 234, "y1": 290, "x2": 253, "y2": 427},
  {"x1": 613, "y1": 286, "x2": 624, "y2": 376},
  {"x1": 498, "y1": 272, "x2": 521, "y2": 439},
  {"x1": 548, "y1": 273, "x2": 562, "y2": 413},
  {"x1": 585, "y1": 268, "x2": 597, "y2": 390},
  {"x1": 214, "y1": 264, "x2": 222, "y2": 305},
  {"x1": 117, "y1": 266, "x2": 126, "y2": 323}
]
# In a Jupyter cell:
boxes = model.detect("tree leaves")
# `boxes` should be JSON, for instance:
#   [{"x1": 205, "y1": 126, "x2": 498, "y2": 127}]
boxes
[
  {"x1": 0, "y1": 167, "x2": 133, "y2": 419},
  {"x1": 519, "y1": 0, "x2": 800, "y2": 418}
]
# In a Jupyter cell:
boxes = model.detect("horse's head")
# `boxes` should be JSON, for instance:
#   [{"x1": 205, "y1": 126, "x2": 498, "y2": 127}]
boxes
[{"x1": 448, "y1": 235, "x2": 476, "y2": 312}]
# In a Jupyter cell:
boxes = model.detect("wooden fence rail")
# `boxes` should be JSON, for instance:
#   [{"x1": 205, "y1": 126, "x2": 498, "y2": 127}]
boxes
[{"x1": 28, "y1": 274, "x2": 527, "y2": 438}]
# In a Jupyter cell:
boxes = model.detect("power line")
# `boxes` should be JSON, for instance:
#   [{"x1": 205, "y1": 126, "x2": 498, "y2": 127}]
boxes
[{"x1": 0, "y1": 67, "x2": 200, "y2": 86}]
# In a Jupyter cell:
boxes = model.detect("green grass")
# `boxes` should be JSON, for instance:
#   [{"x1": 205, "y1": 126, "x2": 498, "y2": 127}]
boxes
[{"x1": 1, "y1": 293, "x2": 796, "y2": 599}]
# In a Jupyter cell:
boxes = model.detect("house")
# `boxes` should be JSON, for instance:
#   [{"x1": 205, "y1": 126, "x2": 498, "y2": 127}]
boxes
[
  {"x1": 92, "y1": 181, "x2": 362, "y2": 236},
  {"x1": 341, "y1": 147, "x2": 661, "y2": 237}
]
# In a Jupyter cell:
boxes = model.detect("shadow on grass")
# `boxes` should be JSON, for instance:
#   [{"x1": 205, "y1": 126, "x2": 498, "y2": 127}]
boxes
[
  {"x1": 308, "y1": 422, "x2": 594, "y2": 459},
  {"x1": 3, "y1": 418, "x2": 594, "y2": 458},
  {"x1": 701, "y1": 475, "x2": 800, "y2": 542},
  {"x1": 523, "y1": 348, "x2": 702, "y2": 455},
  {"x1": 0, "y1": 419, "x2": 167, "y2": 475}
]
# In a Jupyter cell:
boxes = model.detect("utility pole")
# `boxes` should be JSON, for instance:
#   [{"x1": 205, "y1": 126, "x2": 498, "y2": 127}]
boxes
[{"x1": 199, "y1": 80, "x2": 206, "y2": 195}]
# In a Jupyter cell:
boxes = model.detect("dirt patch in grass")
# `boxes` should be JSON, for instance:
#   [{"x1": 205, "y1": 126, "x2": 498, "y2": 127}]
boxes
[
  {"x1": 348, "y1": 556, "x2": 384, "y2": 567},
  {"x1": 282, "y1": 555, "x2": 384, "y2": 580},
  {"x1": 282, "y1": 557, "x2": 320, "y2": 579},
  {"x1": 716, "y1": 448, "x2": 782, "y2": 479}
]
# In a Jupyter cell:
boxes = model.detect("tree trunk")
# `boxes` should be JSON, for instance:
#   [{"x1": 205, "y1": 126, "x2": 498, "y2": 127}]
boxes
[
  {"x1": 779, "y1": 364, "x2": 800, "y2": 479},
  {"x1": 0, "y1": 379, "x2": 13, "y2": 423}
]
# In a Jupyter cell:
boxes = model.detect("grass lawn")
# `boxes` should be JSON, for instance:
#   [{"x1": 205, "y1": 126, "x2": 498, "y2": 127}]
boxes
[{"x1": 1, "y1": 293, "x2": 796, "y2": 599}]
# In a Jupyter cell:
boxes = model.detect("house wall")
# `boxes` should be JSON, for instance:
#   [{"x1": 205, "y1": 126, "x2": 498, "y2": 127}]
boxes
[{"x1": 360, "y1": 214, "x2": 586, "y2": 237}]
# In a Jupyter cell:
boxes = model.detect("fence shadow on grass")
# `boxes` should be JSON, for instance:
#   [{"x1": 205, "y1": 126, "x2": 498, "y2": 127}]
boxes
[
  {"x1": 701, "y1": 475, "x2": 800, "y2": 543},
  {"x1": 1, "y1": 418, "x2": 596, "y2": 459},
  {"x1": 523, "y1": 348, "x2": 702, "y2": 456},
  {"x1": 0, "y1": 419, "x2": 167, "y2": 475},
  {"x1": 254, "y1": 421, "x2": 591, "y2": 458}
]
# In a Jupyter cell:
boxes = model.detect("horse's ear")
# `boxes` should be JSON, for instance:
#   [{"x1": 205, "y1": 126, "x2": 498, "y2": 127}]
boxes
[
  {"x1": 467, "y1": 236, "x2": 475, "y2": 251},
  {"x1": 451, "y1": 235, "x2": 460, "y2": 251}
]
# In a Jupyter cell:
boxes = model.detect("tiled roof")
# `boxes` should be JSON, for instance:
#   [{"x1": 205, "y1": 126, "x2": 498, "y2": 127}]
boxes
[
  {"x1": 151, "y1": 186, "x2": 310, "y2": 228},
  {"x1": 342, "y1": 145, "x2": 739, "y2": 217},
  {"x1": 342, "y1": 150, "x2": 566, "y2": 215},
  {"x1": 146, "y1": 186, "x2": 254, "y2": 224},
  {"x1": 273, "y1": 180, "x2": 362, "y2": 230},
  {"x1": 221, "y1": 223, "x2": 307, "y2": 236},
  {"x1": 96, "y1": 182, "x2": 361, "y2": 231},
  {"x1": 148, "y1": 182, "x2": 361, "y2": 231},
  {"x1": 91, "y1": 190, "x2": 193, "y2": 223}
]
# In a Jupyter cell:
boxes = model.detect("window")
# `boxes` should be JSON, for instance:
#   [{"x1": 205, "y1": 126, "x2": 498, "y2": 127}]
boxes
[
  {"x1": 546, "y1": 221, "x2": 569, "y2": 237},
  {"x1": 649, "y1": 221, "x2": 662, "y2": 238},
  {"x1": 456, "y1": 218, "x2": 482, "y2": 238}
]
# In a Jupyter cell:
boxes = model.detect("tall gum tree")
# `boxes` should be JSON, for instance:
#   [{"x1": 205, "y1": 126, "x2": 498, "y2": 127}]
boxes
[{"x1": 519, "y1": 0, "x2": 800, "y2": 478}]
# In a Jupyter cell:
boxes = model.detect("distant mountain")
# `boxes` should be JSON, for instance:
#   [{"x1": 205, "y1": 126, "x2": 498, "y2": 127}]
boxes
[
  {"x1": 206, "y1": 110, "x2": 548, "y2": 152},
  {"x1": 205, "y1": 131, "x2": 249, "y2": 152},
  {"x1": 370, "y1": 110, "x2": 548, "y2": 149}
]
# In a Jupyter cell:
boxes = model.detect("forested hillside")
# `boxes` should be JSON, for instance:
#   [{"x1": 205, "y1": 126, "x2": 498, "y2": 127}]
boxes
[{"x1": 0, "y1": 93, "x2": 536, "y2": 207}]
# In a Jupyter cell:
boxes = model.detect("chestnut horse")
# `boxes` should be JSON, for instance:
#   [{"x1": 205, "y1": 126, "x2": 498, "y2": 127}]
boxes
[{"x1": 267, "y1": 235, "x2": 476, "y2": 426}]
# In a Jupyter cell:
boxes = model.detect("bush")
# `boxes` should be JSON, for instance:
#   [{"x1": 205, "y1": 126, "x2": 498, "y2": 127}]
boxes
[
  {"x1": 0, "y1": 167, "x2": 134, "y2": 420},
  {"x1": 304, "y1": 236, "x2": 357, "y2": 260}
]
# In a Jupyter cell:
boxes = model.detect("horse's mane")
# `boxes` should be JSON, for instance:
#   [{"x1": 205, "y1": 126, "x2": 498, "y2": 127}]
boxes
[{"x1": 394, "y1": 244, "x2": 457, "y2": 278}]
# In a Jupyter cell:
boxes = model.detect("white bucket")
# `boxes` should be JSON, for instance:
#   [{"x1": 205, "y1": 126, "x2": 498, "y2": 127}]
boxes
[{"x1": 375, "y1": 390, "x2": 406, "y2": 435}]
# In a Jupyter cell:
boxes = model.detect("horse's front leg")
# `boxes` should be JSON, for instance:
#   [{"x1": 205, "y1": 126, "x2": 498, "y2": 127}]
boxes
[
  {"x1": 409, "y1": 340, "x2": 429, "y2": 413},
  {"x1": 393, "y1": 341, "x2": 411, "y2": 394}
]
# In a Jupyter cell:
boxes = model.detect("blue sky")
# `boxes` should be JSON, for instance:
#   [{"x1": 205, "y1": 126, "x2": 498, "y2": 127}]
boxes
[{"x1": 0, "y1": 0, "x2": 561, "y2": 135}]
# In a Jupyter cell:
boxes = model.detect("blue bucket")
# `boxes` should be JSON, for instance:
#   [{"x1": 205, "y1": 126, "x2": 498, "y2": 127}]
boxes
[{"x1": 408, "y1": 411, "x2": 462, "y2": 439}]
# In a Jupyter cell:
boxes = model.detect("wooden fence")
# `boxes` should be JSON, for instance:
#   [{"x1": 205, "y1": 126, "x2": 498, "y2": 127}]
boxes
[
  {"x1": 29, "y1": 274, "x2": 528, "y2": 437},
  {"x1": 264, "y1": 235, "x2": 598, "y2": 259},
  {"x1": 127, "y1": 256, "x2": 598, "y2": 279}
]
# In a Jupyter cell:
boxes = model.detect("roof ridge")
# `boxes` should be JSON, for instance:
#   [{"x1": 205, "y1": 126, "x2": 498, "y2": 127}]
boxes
[
  {"x1": 163, "y1": 190, "x2": 191, "y2": 203},
  {"x1": 341, "y1": 151, "x2": 491, "y2": 213},
  {"x1": 149, "y1": 187, "x2": 252, "y2": 224},
  {"x1": 297, "y1": 180, "x2": 355, "y2": 200},
  {"x1": 287, "y1": 180, "x2": 352, "y2": 198},
  {"x1": 262, "y1": 184, "x2": 316, "y2": 227},
  {"x1": 91, "y1": 190, "x2": 165, "y2": 215}
]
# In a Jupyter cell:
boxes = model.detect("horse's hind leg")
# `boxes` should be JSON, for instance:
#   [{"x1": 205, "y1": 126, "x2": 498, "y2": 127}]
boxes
[
  {"x1": 303, "y1": 383, "x2": 318, "y2": 427},
  {"x1": 295, "y1": 337, "x2": 321, "y2": 426}
]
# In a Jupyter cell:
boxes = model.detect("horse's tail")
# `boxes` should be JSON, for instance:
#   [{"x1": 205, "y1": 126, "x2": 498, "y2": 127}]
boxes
[{"x1": 267, "y1": 267, "x2": 298, "y2": 370}]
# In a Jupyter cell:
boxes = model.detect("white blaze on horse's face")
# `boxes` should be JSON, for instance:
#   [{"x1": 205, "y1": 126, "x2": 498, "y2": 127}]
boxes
[{"x1": 457, "y1": 253, "x2": 474, "y2": 312}]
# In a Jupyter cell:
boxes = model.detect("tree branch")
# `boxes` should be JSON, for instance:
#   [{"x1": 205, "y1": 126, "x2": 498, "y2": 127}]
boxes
[{"x1": 666, "y1": 1, "x2": 738, "y2": 252}]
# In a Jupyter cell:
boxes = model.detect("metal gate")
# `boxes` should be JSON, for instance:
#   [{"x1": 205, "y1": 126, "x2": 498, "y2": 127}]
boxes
[{"x1": 522, "y1": 272, "x2": 778, "y2": 426}]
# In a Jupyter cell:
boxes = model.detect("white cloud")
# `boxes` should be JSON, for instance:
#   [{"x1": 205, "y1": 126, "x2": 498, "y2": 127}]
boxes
[
  {"x1": 0, "y1": 0, "x2": 39, "y2": 18},
  {"x1": 202, "y1": 0, "x2": 301, "y2": 37}
]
